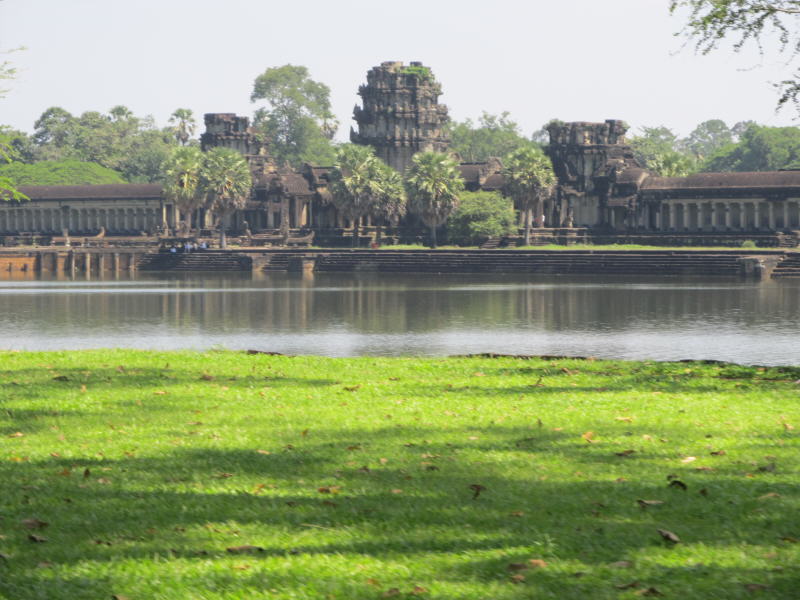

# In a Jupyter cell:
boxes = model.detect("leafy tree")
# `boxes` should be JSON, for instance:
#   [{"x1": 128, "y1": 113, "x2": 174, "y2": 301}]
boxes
[
  {"x1": 32, "y1": 107, "x2": 80, "y2": 155},
  {"x1": 200, "y1": 147, "x2": 252, "y2": 248},
  {"x1": 1, "y1": 49, "x2": 28, "y2": 202},
  {"x1": 329, "y1": 144, "x2": 384, "y2": 247},
  {"x1": 163, "y1": 146, "x2": 204, "y2": 230},
  {"x1": 250, "y1": 65, "x2": 337, "y2": 166},
  {"x1": 448, "y1": 112, "x2": 536, "y2": 162},
  {"x1": 703, "y1": 124, "x2": 800, "y2": 171},
  {"x1": 119, "y1": 128, "x2": 175, "y2": 183},
  {"x1": 405, "y1": 152, "x2": 464, "y2": 248},
  {"x1": 503, "y1": 146, "x2": 556, "y2": 246},
  {"x1": 630, "y1": 126, "x2": 698, "y2": 176},
  {"x1": 0, "y1": 46, "x2": 23, "y2": 99},
  {"x1": 0, "y1": 127, "x2": 35, "y2": 163},
  {"x1": 446, "y1": 191, "x2": 516, "y2": 246},
  {"x1": 370, "y1": 162, "x2": 407, "y2": 246},
  {"x1": 683, "y1": 119, "x2": 733, "y2": 160},
  {"x1": 0, "y1": 160, "x2": 126, "y2": 186},
  {"x1": 670, "y1": 0, "x2": 800, "y2": 110},
  {"x1": 29, "y1": 106, "x2": 179, "y2": 182},
  {"x1": 169, "y1": 108, "x2": 196, "y2": 146}
]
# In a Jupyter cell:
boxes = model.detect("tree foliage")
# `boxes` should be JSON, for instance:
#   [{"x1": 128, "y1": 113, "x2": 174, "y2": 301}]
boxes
[
  {"x1": 503, "y1": 146, "x2": 556, "y2": 245},
  {"x1": 28, "y1": 106, "x2": 180, "y2": 182},
  {"x1": 703, "y1": 123, "x2": 800, "y2": 171},
  {"x1": 448, "y1": 112, "x2": 538, "y2": 162},
  {"x1": 0, "y1": 160, "x2": 125, "y2": 186},
  {"x1": 169, "y1": 108, "x2": 196, "y2": 146},
  {"x1": 446, "y1": 191, "x2": 516, "y2": 246},
  {"x1": 630, "y1": 126, "x2": 699, "y2": 177},
  {"x1": 200, "y1": 147, "x2": 252, "y2": 248},
  {"x1": 329, "y1": 144, "x2": 384, "y2": 246},
  {"x1": 251, "y1": 65, "x2": 337, "y2": 167},
  {"x1": 405, "y1": 152, "x2": 464, "y2": 248},
  {"x1": 670, "y1": 0, "x2": 800, "y2": 110},
  {"x1": 163, "y1": 146, "x2": 204, "y2": 228}
]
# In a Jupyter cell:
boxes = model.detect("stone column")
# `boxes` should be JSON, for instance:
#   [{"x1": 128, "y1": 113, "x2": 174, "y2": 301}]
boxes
[
  {"x1": 668, "y1": 203, "x2": 676, "y2": 230},
  {"x1": 754, "y1": 202, "x2": 761, "y2": 230},
  {"x1": 768, "y1": 203, "x2": 776, "y2": 230}
]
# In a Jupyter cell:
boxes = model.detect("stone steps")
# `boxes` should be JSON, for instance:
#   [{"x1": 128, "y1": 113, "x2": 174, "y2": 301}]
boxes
[
  {"x1": 137, "y1": 252, "x2": 251, "y2": 271},
  {"x1": 309, "y1": 252, "x2": 744, "y2": 275},
  {"x1": 771, "y1": 254, "x2": 800, "y2": 278}
]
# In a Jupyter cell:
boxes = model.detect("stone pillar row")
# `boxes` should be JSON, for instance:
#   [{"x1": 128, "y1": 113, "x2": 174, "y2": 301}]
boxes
[
  {"x1": 0, "y1": 206, "x2": 164, "y2": 234},
  {"x1": 651, "y1": 200, "x2": 798, "y2": 232}
]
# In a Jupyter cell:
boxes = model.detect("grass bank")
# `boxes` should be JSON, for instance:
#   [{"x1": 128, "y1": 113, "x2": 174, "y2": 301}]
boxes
[{"x1": 1, "y1": 351, "x2": 798, "y2": 599}]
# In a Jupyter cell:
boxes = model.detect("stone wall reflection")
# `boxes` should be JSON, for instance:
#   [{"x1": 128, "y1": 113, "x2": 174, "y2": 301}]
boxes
[{"x1": 0, "y1": 275, "x2": 798, "y2": 344}]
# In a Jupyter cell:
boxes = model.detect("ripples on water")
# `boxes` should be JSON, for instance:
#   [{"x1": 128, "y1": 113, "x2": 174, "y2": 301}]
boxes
[{"x1": 1, "y1": 272, "x2": 798, "y2": 365}]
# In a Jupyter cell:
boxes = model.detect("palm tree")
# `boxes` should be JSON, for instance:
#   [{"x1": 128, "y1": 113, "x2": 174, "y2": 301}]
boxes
[
  {"x1": 370, "y1": 163, "x2": 406, "y2": 246},
  {"x1": 163, "y1": 146, "x2": 204, "y2": 232},
  {"x1": 169, "y1": 108, "x2": 196, "y2": 146},
  {"x1": 329, "y1": 144, "x2": 383, "y2": 247},
  {"x1": 200, "y1": 147, "x2": 252, "y2": 249},
  {"x1": 405, "y1": 152, "x2": 464, "y2": 248},
  {"x1": 503, "y1": 147, "x2": 556, "y2": 246}
]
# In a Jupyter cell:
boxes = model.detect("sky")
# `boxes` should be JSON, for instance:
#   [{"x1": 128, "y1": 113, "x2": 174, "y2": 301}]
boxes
[{"x1": 1, "y1": 0, "x2": 798, "y2": 141}]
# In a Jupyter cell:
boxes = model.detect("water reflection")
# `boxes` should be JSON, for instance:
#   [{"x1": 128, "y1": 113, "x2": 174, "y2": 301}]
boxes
[{"x1": 1, "y1": 272, "x2": 798, "y2": 365}]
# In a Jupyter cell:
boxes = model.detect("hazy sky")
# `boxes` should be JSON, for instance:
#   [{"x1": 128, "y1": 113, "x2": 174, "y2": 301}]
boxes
[{"x1": 1, "y1": 0, "x2": 797, "y2": 140}]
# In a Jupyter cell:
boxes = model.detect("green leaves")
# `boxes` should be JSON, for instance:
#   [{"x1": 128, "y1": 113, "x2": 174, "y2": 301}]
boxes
[
  {"x1": 250, "y1": 65, "x2": 337, "y2": 166},
  {"x1": 405, "y1": 152, "x2": 464, "y2": 247}
]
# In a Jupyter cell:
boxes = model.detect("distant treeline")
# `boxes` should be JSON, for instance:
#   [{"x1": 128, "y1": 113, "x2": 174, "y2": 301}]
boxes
[{"x1": 3, "y1": 102, "x2": 800, "y2": 187}]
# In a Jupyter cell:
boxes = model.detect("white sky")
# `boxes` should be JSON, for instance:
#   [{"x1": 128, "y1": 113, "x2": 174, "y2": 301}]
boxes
[{"x1": 1, "y1": 0, "x2": 798, "y2": 140}]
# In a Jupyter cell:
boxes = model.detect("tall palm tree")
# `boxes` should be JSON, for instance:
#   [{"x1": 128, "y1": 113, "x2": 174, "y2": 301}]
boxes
[
  {"x1": 370, "y1": 163, "x2": 406, "y2": 246},
  {"x1": 503, "y1": 147, "x2": 556, "y2": 246},
  {"x1": 163, "y1": 146, "x2": 204, "y2": 232},
  {"x1": 405, "y1": 151, "x2": 464, "y2": 248},
  {"x1": 169, "y1": 108, "x2": 196, "y2": 146},
  {"x1": 329, "y1": 144, "x2": 383, "y2": 247},
  {"x1": 200, "y1": 147, "x2": 252, "y2": 249}
]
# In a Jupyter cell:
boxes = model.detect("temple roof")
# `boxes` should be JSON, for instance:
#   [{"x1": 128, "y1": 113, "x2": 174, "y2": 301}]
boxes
[
  {"x1": 17, "y1": 184, "x2": 163, "y2": 200},
  {"x1": 642, "y1": 171, "x2": 800, "y2": 192}
]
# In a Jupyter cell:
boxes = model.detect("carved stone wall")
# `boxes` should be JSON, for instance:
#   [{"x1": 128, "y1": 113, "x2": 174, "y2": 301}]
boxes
[
  {"x1": 351, "y1": 61, "x2": 450, "y2": 173},
  {"x1": 546, "y1": 120, "x2": 643, "y2": 228}
]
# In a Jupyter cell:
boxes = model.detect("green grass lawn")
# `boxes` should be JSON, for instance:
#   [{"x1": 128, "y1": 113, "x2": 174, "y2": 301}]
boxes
[{"x1": 1, "y1": 351, "x2": 798, "y2": 599}]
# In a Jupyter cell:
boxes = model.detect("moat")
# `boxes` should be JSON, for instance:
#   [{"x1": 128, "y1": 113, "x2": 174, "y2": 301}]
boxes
[{"x1": 1, "y1": 273, "x2": 799, "y2": 365}]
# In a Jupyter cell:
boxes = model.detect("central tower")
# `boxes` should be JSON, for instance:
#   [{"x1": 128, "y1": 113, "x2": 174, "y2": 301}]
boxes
[{"x1": 351, "y1": 61, "x2": 450, "y2": 173}]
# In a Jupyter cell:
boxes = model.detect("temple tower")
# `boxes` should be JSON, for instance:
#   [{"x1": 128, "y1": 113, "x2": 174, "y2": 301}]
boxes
[
  {"x1": 351, "y1": 61, "x2": 450, "y2": 173},
  {"x1": 200, "y1": 113, "x2": 266, "y2": 158}
]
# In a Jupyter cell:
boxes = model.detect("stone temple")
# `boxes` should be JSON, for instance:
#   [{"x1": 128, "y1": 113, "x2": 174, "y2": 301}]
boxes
[{"x1": 1, "y1": 61, "x2": 799, "y2": 247}]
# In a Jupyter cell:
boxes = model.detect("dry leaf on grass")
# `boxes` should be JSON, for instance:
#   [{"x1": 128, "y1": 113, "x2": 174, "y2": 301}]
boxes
[
  {"x1": 528, "y1": 559, "x2": 548, "y2": 568},
  {"x1": 657, "y1": 529, "x2": 680, "y2": 543},
  {"x1": 21, "y1": 518, "x2": 48, "y2": 530}
]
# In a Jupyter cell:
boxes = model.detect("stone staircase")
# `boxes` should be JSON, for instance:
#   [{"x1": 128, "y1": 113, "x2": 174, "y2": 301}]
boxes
[
  {"x1": 137, "y1": 251, "x2": 251, "y2": 271},
  {"x1": 308, "y1": 250, "x2": 746, "y2": 276},
  {"x1": 479, "y1": 237, "x2": 501, "y2": 250},
  {"x1": 771, "y1": 253, "x2": 800, "y2": 278}
]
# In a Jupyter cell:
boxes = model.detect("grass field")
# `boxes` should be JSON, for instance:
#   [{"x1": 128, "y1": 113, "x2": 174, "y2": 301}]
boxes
[{"x1": 1, "y1": 351, "x2": 798, "y2": 599}]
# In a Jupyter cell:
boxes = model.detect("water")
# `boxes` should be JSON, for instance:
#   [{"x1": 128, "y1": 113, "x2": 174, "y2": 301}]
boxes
[{"x1": 1, "y1": 272, "x2": 799, "y2": 365}]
